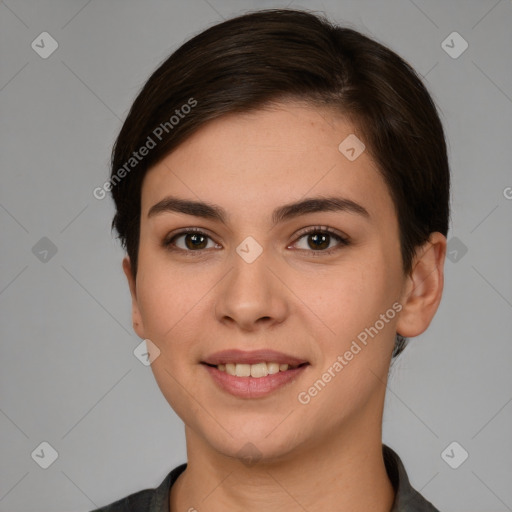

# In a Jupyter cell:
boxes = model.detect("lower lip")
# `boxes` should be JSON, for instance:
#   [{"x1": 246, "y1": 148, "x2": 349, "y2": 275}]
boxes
[{"x1": 202, "y1": 364, "x2": 309, "y2": 398}]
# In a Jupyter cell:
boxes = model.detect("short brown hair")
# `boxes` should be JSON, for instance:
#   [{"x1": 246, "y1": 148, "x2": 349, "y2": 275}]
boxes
[{"x1": 109, "y1": 8, "x2": 450, "y2": 358}]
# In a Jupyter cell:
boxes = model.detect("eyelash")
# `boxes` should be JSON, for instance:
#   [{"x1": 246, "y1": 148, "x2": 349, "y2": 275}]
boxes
[{"x1": 162, "y1": 226, "x2": 350, "y2": 257}]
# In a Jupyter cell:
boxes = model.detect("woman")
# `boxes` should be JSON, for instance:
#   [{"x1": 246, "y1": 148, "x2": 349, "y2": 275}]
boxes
[{"x1": 93, "y1": 8, "x2": 448, "y2": 511}]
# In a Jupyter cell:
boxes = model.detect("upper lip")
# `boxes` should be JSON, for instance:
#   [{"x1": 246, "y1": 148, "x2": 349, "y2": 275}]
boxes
[{"x1": 202, "y1": 349, "x2": 309, "y2": 366}]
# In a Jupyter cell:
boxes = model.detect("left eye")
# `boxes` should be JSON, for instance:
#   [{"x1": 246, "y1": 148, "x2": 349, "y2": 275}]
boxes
[{"x1": 292, "y1": 228, "x2": 349, "y2": 253}]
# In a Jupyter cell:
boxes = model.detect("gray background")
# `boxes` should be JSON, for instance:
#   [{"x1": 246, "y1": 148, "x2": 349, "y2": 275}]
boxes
[{"x1": 1, "y1": 0, "x2": 511, "y2": 511}]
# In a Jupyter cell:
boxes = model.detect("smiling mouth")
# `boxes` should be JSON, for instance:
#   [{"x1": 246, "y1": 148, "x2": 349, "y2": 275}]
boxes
[{"x1": 201, "y1": 361, "x2": 309, "y2": 378}]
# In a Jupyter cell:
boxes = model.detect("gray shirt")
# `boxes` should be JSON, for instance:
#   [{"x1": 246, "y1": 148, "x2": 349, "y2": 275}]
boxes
[{"x1": 91, "y1": 444, "x2": 440, "y2": 511}]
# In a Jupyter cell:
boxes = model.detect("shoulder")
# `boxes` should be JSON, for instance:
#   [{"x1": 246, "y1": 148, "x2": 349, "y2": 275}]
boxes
[
  {"x1": 90, "y1": 487, "x2": 155, "y2": 512},
  {"x1": 383, "y1": 445, "x2": 442, "y2": 512},
  {"x1": 89, "y1": 463, "x2": 187, "y2": 512}
]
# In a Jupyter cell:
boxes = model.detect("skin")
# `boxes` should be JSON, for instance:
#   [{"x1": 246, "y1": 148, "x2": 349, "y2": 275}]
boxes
[{"x1": 122, "y1": 100, "x2": 446, "y2": 512}]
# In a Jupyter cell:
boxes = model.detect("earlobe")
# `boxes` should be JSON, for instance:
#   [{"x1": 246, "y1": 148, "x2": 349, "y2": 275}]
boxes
[
  {"x1": 396, "y1": 232, "x2": 447, "y2": 338},
  {"x1": 122, "y1": 257, "x2": 146, "y2": 339}
]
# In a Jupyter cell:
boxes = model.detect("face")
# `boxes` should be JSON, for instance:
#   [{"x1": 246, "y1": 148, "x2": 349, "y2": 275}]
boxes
[{"x1": 124, "y1": 101, "x2": 416, "y2": 462}]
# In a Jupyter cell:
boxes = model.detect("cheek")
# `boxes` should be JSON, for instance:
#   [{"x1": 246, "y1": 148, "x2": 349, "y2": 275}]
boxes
[
  {"x1": 302, "y1": 249, "x2": 402, "y2": 369},
  {"x1": 135, "y1": 258, "x2": 207, "y2": 419},
  {"x1": 310, "y1": 256, "x2": 396, "y2": 329},
  {"x1": 135, "y1": 248, "x2": 204, "y2": 338},
  {"x1": 148, "y1": 357, "x2": 206, "y2": 440}
]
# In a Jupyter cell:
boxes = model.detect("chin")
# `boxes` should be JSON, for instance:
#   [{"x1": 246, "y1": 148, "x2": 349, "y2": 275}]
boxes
[{"x1": 203, "y1": 421, "x2": 307, "y2": 465}]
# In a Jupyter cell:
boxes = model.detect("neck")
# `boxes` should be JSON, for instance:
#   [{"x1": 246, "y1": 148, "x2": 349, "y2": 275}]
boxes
[{"x1": 170, "y1": 414, "x2": 395, "y2": 512}]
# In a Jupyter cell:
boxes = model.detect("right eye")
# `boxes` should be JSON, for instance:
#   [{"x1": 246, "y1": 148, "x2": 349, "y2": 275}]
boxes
[{"x1": 163, "y1": 228, "x2": 221, "y2": 254}]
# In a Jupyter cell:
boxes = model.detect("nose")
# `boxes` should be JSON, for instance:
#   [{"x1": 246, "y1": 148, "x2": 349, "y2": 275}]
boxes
[{"x1": 215, "y1": 246, "x2": 289, "y2": 332}]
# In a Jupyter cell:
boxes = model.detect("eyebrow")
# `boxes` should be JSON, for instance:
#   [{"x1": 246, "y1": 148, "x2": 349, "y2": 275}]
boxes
[{"x1": 147, "y1": 195, "x2": 370, "y2": 226}]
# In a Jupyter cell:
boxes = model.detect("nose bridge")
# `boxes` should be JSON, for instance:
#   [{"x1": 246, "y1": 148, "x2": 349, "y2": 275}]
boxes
[{"x1": 215, "y1": 236, "x2": 288, "y2": 329}]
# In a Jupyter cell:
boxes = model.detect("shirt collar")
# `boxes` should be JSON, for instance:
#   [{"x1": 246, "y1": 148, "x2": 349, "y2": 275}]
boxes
[
  {"x1": 151, "y1": 444, "x2": 440, "y2": 511},
  {"x1": 383, "y1": 444, "x2": 440, "y2": 511}
]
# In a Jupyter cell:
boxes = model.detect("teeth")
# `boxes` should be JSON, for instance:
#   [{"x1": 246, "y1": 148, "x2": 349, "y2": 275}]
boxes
[
  {"x1": 250, "y1": 362, "x2": 268, "y2": 378},
  {"x1": 217, "y1": 362, "x2": 298, "y2": 378},
  {"x1": 235, "y1": 364, "x2": 251, "y2": 377},
  {"x1": 267, "y1": 362, "x2": 280, "y2": 375}
]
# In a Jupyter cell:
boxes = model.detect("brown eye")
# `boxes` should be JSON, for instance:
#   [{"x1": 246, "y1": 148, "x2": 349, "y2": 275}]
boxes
[
  {"x1": 293, "y1": 227, "x2": 349, "y2": 255},
  {"x1": 163, "y1": 229, "x2": 218, "y2": 253},
  {"x1": 182, "y1": 233, "x2": 208, "y2": 250},
  {"x1": 306, "y1": 232, "x2": 331, "y2": 250}
]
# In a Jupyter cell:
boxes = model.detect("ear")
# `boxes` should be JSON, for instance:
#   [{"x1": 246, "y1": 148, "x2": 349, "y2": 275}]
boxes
[
  {"x1": 122, "y1": 256, "x2": 146, "y2": 339},
  {"x1": 396, "y1": 232, "x2": 447, "y2": 338}
]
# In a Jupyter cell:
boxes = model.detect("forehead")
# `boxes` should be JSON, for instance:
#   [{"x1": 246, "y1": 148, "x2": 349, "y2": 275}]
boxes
[{"x1": 140, "y1": 101, "x2": 395, "y2": 226}]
